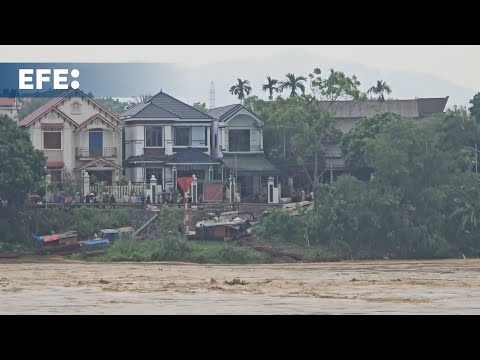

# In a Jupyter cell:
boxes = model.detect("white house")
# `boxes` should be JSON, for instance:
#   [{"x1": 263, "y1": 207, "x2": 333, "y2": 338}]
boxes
[
  {"x1": 0, "y1": 98, "x2": 21, "y2": 121},
  {"x1": 120, "y1": 91, "x2": 222, "y2": 192},
  {"x1": 18, "y1": 90, "x2": 124, "y2": 185},
  {"x1": 208, "y1": 104, "x2": 279, "y2": 200}
]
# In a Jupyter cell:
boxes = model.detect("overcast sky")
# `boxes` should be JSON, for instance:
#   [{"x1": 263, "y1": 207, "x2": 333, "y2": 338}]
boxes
[{"x1": 1, "y1": 45, "x2": 478, "y2": 107}]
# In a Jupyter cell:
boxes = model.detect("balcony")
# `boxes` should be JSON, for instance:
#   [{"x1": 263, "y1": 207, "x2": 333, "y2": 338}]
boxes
[
  {"x1": 76, "y1": 147, "x2": 117, "y2": 159},
  {"x1": 225, "y1": 144, "x2": 262, "y2": 153}
]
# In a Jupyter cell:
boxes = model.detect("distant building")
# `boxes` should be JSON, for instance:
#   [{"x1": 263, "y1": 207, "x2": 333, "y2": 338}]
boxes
[
  {"x1": 320, "y1": 97, "x2": 450, "y2": 176},
  {"x1": 320, "y1": 97, "x2": 450, "y2": 133},
  {"x1": 18, "y1": 90, "x2": 124, "y2": 185},
  {"x1": 0, "y1": 98, "x2": 21, "y2": 121}
]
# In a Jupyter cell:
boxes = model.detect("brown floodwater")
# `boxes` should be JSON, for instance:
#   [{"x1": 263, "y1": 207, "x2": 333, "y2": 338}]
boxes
[{"x1": 1, "y1": 258, "x2": 479, "y2": 314}]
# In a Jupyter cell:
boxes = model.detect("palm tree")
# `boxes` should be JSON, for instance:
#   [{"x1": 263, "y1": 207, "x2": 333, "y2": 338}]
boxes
[
  {"x1": 262, "y1": 76, "x2": 279, "y2": 100},
  {"x1": 280, "y1": 73, "x2": 307, "y2": 97},
  {"x1": 229, "y1": 79, "x2": 252, "y2": 104},
  {"x1": 367, "y1": 80, "x2": 392, "y2": 101}
]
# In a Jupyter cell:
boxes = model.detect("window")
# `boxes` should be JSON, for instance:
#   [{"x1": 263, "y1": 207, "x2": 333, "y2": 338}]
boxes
[
  {"x1": 43, "y1": 130, "x2": 62, "y2": 149},
  {"x1": 228, "y1": 130, "x2": 250, "y2": 152},
  {"x1": 145, "y1": 126, "x2": 163, "y2": 147},
  {"x1": 174, "y1": 127, "x2": 191, "y2": 146}
]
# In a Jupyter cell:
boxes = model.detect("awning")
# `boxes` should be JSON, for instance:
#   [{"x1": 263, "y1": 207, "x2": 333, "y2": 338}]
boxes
[
  {"x1": 47, "y1": 161, "x2": 65, "y2": 168},
  {"x1": 221, "y1": 155, "x2": 281, "y2": 176}
]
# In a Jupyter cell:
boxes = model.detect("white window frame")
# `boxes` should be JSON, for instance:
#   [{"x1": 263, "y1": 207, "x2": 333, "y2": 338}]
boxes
[{"x1": 145, "y1": 126, "x2": 164, "y2": 148}]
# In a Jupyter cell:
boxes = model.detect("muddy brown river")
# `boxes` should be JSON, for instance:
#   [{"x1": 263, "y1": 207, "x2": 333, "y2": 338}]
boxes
[{"x1": 1, "y1": 258, "x2": 479, "y2": 314}]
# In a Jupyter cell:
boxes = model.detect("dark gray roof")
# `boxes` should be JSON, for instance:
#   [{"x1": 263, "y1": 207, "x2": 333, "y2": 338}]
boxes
[
  {"x1": 121, "y1": 102, "x2": 149, "y2": 117},
  {"x1": 319, "y1": 97, "x2": 449, "y2": 119},
  {"x1": 149, "y1": 92, "x2": 212, "y2": 119},
  {"x1": 125, "y1": 155, "x2": 169, "y2": 163},
  {"x1": 166, "y1": 147, "x2": 220, "y2": 164},
  {"x1": 121, "y1": 91, "x2": 213, "y2": 120},
  {"x1": 208, "y1": 104, "x2": 242, "y2": 120},
  {"x1": 222, "y1": 154, "x2": 280, "y2": 175},
  {"x1": 131, "y1": 103, "x2": 179, "y2": 119}
]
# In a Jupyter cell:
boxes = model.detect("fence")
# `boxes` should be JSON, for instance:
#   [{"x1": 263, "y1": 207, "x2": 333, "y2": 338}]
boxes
[{"x1": 89, "y1": 184, "x2": 146, "y2": 202}]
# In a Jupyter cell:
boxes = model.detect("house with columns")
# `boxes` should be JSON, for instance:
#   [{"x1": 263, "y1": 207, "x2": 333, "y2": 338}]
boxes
[
  {"x1": 121, "y1": 91, "x2": 222, "y2": 193},
  {"x1": 208, "y1": 104, "x2": 279, "y2": 201},
  {"x1": 18, "y1": 90, "x2": 124, "y2": 186}
]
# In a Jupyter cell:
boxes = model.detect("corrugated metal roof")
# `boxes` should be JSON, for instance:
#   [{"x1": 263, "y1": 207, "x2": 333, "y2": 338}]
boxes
[{"x1": 319, "y1": 97, "x2": 448, "y2": 119}]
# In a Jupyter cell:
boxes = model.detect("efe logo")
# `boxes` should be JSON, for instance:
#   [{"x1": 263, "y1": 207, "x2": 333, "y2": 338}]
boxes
[{"x1": 19, "y1": 69, "x2": 80, "y2": 90}]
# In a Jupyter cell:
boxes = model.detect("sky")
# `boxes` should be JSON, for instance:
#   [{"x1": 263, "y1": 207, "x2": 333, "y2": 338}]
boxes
[{"x1": 0, "y1": 45, "x2": 478, "y2": 108}]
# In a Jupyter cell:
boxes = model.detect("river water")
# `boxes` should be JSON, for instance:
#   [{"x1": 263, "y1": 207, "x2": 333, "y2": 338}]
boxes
[{"x1": 1, "y1": 258, "x2": 479, "y2": 314}]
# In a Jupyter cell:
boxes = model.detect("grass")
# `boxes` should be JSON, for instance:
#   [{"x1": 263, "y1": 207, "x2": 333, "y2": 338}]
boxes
[{"x1": 72, "y1": 237, "x2": 270, "y2": 264}]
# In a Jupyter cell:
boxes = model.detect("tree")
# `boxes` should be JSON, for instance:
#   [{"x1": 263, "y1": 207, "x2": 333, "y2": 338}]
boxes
[
  {"x1": 469, "y1": 92, "x2": 480, "y2": 124},
  {"x1": 279, "y1": 73, "x2": 307, "y2": 97},
  {"x1": 309, "y1": 68, "x2": 366, "y2": 102},
  {"x1": 367, "y1": 80, "x2": 392, "y2": 101},
  {"x1": 19, "y1": 98, "x2": 51, "y2": 120},
  {"x1": 133, "y1": 94, "x2": 152, "y2": 104},
  {"x1": 341, "y1": 112, "x2": 402, "y2": 180},
  {"x1": 229, "y1": 79, "x2": 252, "y2": 104},
  {"x1": 95, "y1": 97, "x2": 131, "y2": 114},
  {"x1": 269, "y1": 96, "x2": 341, "y2": 196},
  {"x1": 0, "y1": 115, "x2": 46, "y2": 209},
  {"x1": 193, "y1": 102, "x2": 208, "y2": 113},
  {"x1": 262, "y1": 76, "x2": 280, "y2": 100}
]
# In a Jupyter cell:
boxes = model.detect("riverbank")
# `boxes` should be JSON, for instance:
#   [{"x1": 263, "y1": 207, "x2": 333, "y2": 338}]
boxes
[{"x1": 1, "y1": 258, "x2": 479, "y2": 314}]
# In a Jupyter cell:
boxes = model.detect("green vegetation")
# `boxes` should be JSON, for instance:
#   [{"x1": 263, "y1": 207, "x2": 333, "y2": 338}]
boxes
[
  {"x1": 0, "y1": 115, "x2": 46, "y2": 243},
  {"x1": 34, "y1": 207, "x2": 133, "y2": 239},
  {"x1": 89, "y1": 207, "x2": 268, "y2": 264}
]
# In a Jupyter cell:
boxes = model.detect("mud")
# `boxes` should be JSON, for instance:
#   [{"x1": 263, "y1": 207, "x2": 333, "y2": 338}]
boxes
[{"x1": 1, "y1": 258, "x2": 480, "y2": 314}]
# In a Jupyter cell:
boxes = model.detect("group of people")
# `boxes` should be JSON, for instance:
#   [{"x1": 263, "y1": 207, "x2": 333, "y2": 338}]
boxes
[{"x1": 291, "y1": 189, "x2": 314, "y2": 203}]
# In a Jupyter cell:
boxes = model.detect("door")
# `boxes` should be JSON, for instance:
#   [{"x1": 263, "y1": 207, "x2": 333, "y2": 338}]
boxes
[{"x1": 89, "y1": 129, "x2": 103, "y2": 157}]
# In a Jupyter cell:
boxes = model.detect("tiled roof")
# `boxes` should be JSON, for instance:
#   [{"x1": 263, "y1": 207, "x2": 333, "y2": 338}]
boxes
[
  {"x1": 18, "y1": 90, "x2": 122, "y2": 127},
  {"x1": 0, "y1": 98, "x2": 15, "y2": 106},
  {"x1": 121, "y1": 91, "x2": 212, "y2": 120},
  {"x1": 208, "y1": 104, "x2": 241, "y2": 120},
  {"x1": 166, "y1": 147, "x2": 220, "y2": 164}
]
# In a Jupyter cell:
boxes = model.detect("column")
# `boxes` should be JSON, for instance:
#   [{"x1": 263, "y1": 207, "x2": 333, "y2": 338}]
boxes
[
  {"x1": 165, "y1": 125, "x2": 173, "y2": 155},
  {"x1": 83, "y1": 172, "x2": 90, "y2": 200},
  {"x1": 149, "y1": 175, "x2": 157, "y2": 203},
  {"x1": 208, "y1": 165, "x2": 213, "y2": 180},
  {"x1": 191, "y1": 174, "x2": 198, "y2": 203}
]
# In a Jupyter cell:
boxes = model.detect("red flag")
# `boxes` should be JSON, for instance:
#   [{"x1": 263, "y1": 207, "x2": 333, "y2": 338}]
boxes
[{"x1": 177, "y1": 177, "x2": 193, "y2": 192}]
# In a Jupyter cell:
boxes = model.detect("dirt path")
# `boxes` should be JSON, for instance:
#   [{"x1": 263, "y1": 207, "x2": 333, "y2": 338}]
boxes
[{"x1": 1, "y1": 258, "x2": 479, "y2": 314}]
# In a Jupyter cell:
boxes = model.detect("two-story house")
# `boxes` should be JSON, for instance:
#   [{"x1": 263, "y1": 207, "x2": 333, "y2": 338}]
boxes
[
  {"x1": 208, "y1": 104, "x2": 279, "y2": 200},
  {"x1": 121, "y1": 91, "x2": 222, "y2": 192},
  {"x1": 18, "y1": 90, "x2": 124, "y2": 185}
]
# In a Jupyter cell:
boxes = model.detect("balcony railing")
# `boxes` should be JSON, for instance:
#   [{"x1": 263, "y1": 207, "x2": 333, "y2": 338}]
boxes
[
  {"x1": 226, "y1": 144, "x2": 262, "y2": 152},
  {"x1": 76, "y1": 147, "x2": 117, "y2": 158}
]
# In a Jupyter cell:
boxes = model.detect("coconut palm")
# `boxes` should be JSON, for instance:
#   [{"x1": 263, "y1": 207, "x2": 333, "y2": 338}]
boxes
[
  {"x1": 262, "y1": 76, "x2": 280, "y2": 100},
  {"x1": 280, "y1": 73, "x2": 307, "y2": 97},
  {"x1": 229, "y1": 79, "x2": 252, "y2": 104},
  {"x1": 367, "y1": 80, "x2": 392, "y2": 101}
]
